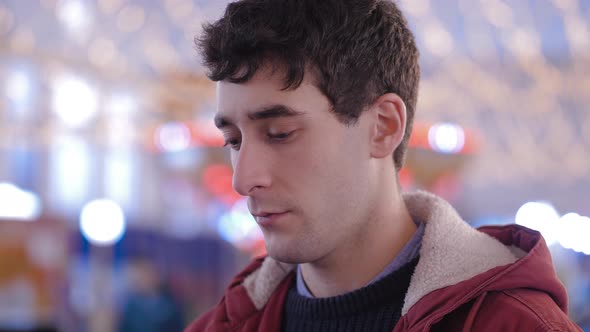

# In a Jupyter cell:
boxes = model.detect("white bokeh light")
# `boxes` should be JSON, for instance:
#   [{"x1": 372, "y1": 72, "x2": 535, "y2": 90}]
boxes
[
  {"x1": 0, "y1": 183, "x2": 42, "y2": 221},
  {"x1": 52, "y1": 75, "x2": 99, "y2": 128},
  {"x1": 156, "y1": 122, "x2": 191, "y2": 152},
  {"x1": 515, "y1": 201, "x2": 590, "y2": 255},
  {"x1": 80, "y1": 199, "x2": 126, "y2": 246},
  {"x1": 104, "y1": 152, "x2": 134, "y2": 208},
  {"x1": 106, "y1": 93, "x2": 137, "y2": 115},
  {"x1": 217, "y1": 198, "x2": 262, "y2": 246},
  {"x1": 558, "y1": 213, "x2": 590, "y2": 255},
  {"x1": 423, "y1": 22, "x2": 455, "y2": 57},
  {"x1": 56, "y1": 0, "x2": 92, "y2": 38},
  {"x1": 5, "y1": 69, "x2": 31, "y2": 108},
  {"x1": 515, "y1": 201, "x2": 560, "y2": 246},
  {"x1": 428, "y1": 123, "x2": 466, "y2": 154},
  {"x1": 50, "y1": 135, "x2": 91, "y2": 208}
]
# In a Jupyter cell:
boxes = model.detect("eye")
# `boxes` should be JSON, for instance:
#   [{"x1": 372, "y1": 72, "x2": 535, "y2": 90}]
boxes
[
  {"x1": 267, "y1": 131, "x2": 293, "y2": 141},
  {"x1": 223, "y1": 138, "x2": 241, "y2": 150}
]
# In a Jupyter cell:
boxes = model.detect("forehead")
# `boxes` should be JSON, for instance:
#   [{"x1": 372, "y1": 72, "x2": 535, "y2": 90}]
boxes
[{"x1": 215, "y1": 67, "x2": 331, "y2": 125}]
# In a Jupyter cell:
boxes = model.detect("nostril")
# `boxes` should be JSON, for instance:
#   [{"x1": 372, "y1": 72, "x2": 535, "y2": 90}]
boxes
[{"x1": 248, "y1": 185, "x2": 264, "y2": 195}]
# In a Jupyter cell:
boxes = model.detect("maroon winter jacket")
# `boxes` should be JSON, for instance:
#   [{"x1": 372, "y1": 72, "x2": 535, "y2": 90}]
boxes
[{"x1": 186, "y1": 191, "x2": 583, "y2": 331}]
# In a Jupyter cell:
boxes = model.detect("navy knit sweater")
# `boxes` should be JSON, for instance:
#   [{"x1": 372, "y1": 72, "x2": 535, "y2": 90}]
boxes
[{"x1": 281, "y1": 256, "x2": 419, "y2": 332}]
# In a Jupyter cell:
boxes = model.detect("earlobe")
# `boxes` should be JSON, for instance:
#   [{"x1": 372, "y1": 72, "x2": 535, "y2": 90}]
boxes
[{"x1": 370, "y1": 94, "x2": 407, "y2": 159}]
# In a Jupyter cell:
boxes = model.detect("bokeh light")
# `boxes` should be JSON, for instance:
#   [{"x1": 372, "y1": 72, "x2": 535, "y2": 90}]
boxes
[
  {"x1": 79, "y1": 199, "x2": 126, "y2": 246},
  {"x1": 0, "y1": 183, "x2": 42, "y2": 221},
  {"x1": 516, "y1": 201, "x2": 590, "y2": 254},
  {"x1": 51, "y1": 75, "x2": 99, "y2": 129},
  {"x1": 156, "y1": 122, "x2": 191, "y2": 152},
  {"x1": 5, "y1": 69, "x2": 32, "y2": 109},
  {"x1": 56, "y1": 0, "x2": 93, "y2": 39},
  {"x1": 428, "y1": 123, "x2": 466, "y2": 154},
  {"x1": 217, "y1": 198, "x2": 263, "y2": 250},
  {"x1": 515, "y1": 201, "x2": 560, "y2": 246}
]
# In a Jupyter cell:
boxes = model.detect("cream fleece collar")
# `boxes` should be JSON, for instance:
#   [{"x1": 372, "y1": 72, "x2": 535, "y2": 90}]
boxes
[{"x1": 242, "y1": 190, "x2": 520, "y2": 315}]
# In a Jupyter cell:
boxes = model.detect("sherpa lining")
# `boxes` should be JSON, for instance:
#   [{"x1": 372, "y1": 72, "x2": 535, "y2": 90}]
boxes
[
  {"x1": 244, "y1": 256, "x2": 294, "y2": 310},
  {"x1": 400, "y1": 191, "x2": 518, "y2": 314},
  {"x1": 242, "y1": 191, "x2": 519, "y2": 315}
]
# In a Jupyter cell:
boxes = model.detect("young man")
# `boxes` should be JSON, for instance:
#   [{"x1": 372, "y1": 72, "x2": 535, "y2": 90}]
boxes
[{"x1": 186, "y1": 0, "x2": 582, "y2": 331}]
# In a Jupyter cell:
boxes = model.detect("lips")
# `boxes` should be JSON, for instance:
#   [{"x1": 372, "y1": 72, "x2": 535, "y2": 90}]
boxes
[
  {"x1": 253, "y1": 212, "x2": 287, "y2": 219},
  {"x1": 252, "y1": 211, "x2": 289, "y2": 226},
  {"x1": 252, "y1": 209, "x2": 288, "y2": 217},
  {"x1": 253, "y1": 212, "x2": 283, "y2": 218}
]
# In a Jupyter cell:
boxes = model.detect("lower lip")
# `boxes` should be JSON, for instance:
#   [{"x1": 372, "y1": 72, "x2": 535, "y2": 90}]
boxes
[{"x1": 256, "y1": 212, "x2": 289, "y2": 227}]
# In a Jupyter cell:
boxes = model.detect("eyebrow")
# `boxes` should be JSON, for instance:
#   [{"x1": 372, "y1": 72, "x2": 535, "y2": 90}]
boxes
[{"x1": 214, "y1": 105, "x2": 304, "y2": 129}]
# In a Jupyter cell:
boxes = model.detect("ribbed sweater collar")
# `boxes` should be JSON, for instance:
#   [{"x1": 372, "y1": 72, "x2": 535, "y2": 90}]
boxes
[{"x1": 284, "y1": 256, "x2": 419, "y2": 320}]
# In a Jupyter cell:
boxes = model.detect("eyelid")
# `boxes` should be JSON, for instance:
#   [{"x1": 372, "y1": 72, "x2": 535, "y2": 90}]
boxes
[
  {"x1": 222, "y1": 128, "x2": 296, "y2": 149},
  {"x1": 268, "y1": 132, "x2": 290, "y2": 138},
  {"x1": 267, "y1": 130, "x2": 295, "y2": 140},
  {"x1": 222, "y1": 136, "x2": 241, "y2": 150}
]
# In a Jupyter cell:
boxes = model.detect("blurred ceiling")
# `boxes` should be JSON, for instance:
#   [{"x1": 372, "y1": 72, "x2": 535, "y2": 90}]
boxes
[{"x1": 0, "y1": 0, "x2": 589, "y2": 219}]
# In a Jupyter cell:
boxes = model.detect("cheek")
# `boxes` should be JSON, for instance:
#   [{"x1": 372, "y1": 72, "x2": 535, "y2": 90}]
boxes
[
  {"x1": 295, "y1": 130, "x2": 364, "y2": 186},
  {"x1": 297, "y1": 139, "x2": 362, "y2": 204},
  {"x1": 275, "y1": 127, "x2": 367, "y2": 205}
]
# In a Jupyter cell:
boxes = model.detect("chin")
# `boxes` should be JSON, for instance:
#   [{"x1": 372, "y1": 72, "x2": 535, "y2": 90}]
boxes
[
  {"x1": 265, "y1": 241, "x2": 314, "y2": 264},
  {"x1": 263, "y1": 229, "x2": 322, "y2": 264},
  {"x1": 266, "y1": 247, "x2": 303, "y2": 264}
]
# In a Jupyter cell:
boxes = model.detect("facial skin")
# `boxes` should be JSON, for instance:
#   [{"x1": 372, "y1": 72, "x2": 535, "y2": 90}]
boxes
[{"x1": 215, "y1": 66, "x2": 416, "y2": 297}]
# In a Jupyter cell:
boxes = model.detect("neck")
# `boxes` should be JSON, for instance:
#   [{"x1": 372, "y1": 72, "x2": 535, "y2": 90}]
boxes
[{"x1": 300, "y1": 175, "x2": 416, "y2": 298}]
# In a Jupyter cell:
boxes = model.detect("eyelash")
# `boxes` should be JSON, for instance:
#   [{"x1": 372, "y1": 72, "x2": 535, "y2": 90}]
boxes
[
  {"x1": 223, "y1": 139, "x2": 240, "y2": 149},
  {"x1": 268, "y1": 132, "x2": 291, "y2": 140},
  {"x1": 223, "y1": 131, "x2": 293, "y2": 150}
]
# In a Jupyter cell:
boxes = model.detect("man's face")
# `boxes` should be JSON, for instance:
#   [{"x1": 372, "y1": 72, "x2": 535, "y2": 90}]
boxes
[{"x1": 215, "y1": 67, "x2": 377, "y2": 264}]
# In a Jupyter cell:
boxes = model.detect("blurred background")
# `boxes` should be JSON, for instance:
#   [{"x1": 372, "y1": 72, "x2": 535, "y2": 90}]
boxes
[{"x1": 0, "y1": 0, "x2": 589, "y2": 331}]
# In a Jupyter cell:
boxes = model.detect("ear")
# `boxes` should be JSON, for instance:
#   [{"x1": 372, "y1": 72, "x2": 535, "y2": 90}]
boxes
[{"x1": 368, "y1": 93, "x2": 407, "y2": 159}]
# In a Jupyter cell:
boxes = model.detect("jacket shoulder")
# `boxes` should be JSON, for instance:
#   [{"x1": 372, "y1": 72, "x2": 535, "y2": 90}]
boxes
[
  {"x1": 184, "y1": 308, "x2": 215, "y2": 332},
  {"x1": 433, "y1": 288, "x2": 581, "y2": 332},
  {"x1": 183, "y1": 286, "x2": 258, "y2": 332},
  {"x1": 184, "y1": 256, "x2": 295, "y2": 332},
  {"x1": 469, "y1": 289, "x2": 582, "y2": 332}
]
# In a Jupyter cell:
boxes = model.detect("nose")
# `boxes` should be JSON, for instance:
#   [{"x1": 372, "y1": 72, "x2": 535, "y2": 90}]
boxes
[{"x1": 231, "y1": 141, "x2": 272, "y2": 196}]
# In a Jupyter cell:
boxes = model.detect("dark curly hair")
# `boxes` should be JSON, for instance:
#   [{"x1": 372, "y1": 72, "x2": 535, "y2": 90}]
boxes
[{"x1": 197, "y1": 0, "x2": 420, "y2": 170}]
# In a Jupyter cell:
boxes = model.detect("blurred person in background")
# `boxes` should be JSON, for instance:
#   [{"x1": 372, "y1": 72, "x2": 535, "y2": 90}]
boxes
[
  {"x1": 186, "y1": 0, "x2": 582, "y2": 331},
  {"x1": 118, "y1": 258, "x2": 184, "y2": 332}
]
